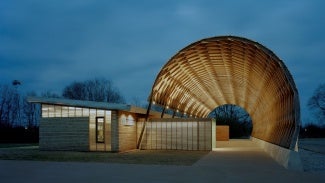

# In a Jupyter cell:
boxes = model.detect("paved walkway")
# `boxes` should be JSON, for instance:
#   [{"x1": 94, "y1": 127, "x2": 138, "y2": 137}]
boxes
[{"x1": 1, "y1": 140, "x2": 324, "y2": 183}]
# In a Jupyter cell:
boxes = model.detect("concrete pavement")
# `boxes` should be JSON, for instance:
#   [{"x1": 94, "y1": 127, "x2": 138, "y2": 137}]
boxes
[{"x1": 0, "y1": 140, "x2": 324, "y2": 183}]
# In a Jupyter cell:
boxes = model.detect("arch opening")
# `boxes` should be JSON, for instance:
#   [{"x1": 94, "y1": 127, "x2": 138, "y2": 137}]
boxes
[{"x1": 209, "y1": 104, "x2": 253, "y2": 139}]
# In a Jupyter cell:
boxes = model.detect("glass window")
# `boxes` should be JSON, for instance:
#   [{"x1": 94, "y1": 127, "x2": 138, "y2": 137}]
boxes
[
  {"x1": 97, "y1": 110, "x2": 104, "y2": 116},
  {"x1": 90, "y1": 109, "x2": 96, "y2": 115},
  {"x1": 54, "y1": 105, "x2": 62, "y2": 117},
  {"x1": 42, "y1": 104, "x2": 49, "y2": 118},
  {"x1": 82, "y1": 108, "x2": 89, "y2": 117},
  {"x1": 62, "y1": 106, "x2": 69, "y2": 117},
  {"x1": 75, "y1": 107, "x2": 82, "y2": 117},
  {"x1": 48, "y1": 105, "x2": 55, "y2": 117},
  {"x1": 68, "y1": 106, "x2": 75, "y2": 117},
  {"x1": 105, "y1": 111, "x2": 111, "y2": 123},
  {"x1": 96, "y1": 117, "x2": 105, "y2": 143},
  {"x1": 40, "y1": 105, "x2": 108, "y2": 119}
]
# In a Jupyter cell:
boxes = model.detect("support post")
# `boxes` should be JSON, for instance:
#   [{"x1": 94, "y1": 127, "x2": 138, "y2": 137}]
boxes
[
  {"x1": 172, "y1": 110, "x2": 176, "y2": 118},
  {"x1": 161, "y1": 107, "x2": 166, "y2": 118},
  {"x1": 137, "y1": 101, "x2": 152, "y2": 149}
]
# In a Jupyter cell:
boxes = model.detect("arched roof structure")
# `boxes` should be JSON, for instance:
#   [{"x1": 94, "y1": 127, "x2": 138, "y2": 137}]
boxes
[{"x1": 149, "y1": 36, "x2": 300, "y2": 149}]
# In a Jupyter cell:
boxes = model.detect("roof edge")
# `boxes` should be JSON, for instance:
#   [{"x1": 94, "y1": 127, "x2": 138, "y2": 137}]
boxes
[{"x1": 27, "y1": 96, "x2": 132, "y2": 111}]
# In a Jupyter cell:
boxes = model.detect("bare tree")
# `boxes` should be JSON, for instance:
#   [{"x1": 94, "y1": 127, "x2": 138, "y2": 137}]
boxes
[
  {"x1": 23, "y1": 92, "x2": 40, "y2": 128},
  {"x1": 0, "y1": 85, "x2": 12, "y2": 128},
  {"x1": 130, "y1": 96, "x2": 142, "y2": 107},
  {"x1": 210, "y1": 105, "x2": 251, "y2": 123},
  {"x1": 0, "y1": 82, "x2": 41, "y2": 143},
  {"x1": 0, "y1": 84, "x2": 21, "y2": 128},
  {"x1": 41, "y1": 91, "x2": 61, "y2": 98},
  {"x1": 62, "y1": 78, "x2": 125, "y2": 103},
  {"x1": 209, "y1": 104, "x2": 252, "y2": 138},
  {"x1": 308, "y1": 83, "x2": 325, "y2": 125}
]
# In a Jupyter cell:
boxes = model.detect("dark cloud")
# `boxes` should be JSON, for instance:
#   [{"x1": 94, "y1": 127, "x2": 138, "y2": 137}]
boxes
[{"x1": 1, "y1": 0, "x2": 324, "y2": 123}]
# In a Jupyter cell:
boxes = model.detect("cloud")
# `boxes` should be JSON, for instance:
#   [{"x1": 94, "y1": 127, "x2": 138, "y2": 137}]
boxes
[{"x1": 1, "y1": 0, "x2": 324, "y2": 123}]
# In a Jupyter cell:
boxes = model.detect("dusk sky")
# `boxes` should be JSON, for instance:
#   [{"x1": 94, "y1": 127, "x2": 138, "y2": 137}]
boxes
[{"x1": 1, "y1": 0, "x2": 324, "y2": 123}]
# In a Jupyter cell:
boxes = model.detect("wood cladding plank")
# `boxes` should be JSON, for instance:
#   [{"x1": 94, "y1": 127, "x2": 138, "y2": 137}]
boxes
[{"x1": 117, "y1": 111, "x2": 137, "y2": 152}]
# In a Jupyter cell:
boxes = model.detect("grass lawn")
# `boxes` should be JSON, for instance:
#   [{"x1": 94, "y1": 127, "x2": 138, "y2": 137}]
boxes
[
  {"x1": 0, "y1": 144, "x2": 209, "y2": 166},
  {"x1": 0, "y1": 143, "x2": 38, "y2": 148}
]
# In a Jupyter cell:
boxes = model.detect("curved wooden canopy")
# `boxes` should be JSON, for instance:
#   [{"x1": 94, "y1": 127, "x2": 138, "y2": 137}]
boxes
[{"x1": 149, "y1": 36, "x2": 300, "y2": 149}]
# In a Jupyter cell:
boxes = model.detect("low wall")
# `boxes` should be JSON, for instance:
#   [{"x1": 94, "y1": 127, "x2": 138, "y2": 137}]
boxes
[
  {"x1": 40, "y1": 117, "x2": 89, "y2": 151},
  {"x1": 216, "y1": 125, "x2": 229, "y2": 141},
  {"x1": 251, "y1": 137, "x2": 303, "y2": 171}
]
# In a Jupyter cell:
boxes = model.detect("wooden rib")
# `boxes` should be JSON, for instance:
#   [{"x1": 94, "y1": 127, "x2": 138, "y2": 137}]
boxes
[{"x1": 149, "y1": 36, "x2": 300, "y2": 149}]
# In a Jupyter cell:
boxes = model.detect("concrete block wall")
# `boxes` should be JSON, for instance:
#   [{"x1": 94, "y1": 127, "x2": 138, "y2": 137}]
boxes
[{"x1": 40, "y1": 117, "x2": 89, "y2": 151}]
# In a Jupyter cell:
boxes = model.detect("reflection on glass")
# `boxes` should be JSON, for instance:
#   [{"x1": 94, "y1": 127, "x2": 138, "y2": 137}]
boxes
[{"x1": 96, "y1": 117, "x2": 104, "y2": 143}]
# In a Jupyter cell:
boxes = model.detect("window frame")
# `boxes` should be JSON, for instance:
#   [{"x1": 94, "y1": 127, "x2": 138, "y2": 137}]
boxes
[{"x1": 96, "y1": 117, "x2": 105, "y2": 143}]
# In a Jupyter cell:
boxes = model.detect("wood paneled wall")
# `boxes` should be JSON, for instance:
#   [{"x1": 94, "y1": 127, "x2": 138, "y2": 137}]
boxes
[
  {"x1": 216, "y1": 125, "x2": 229, "y2": 141},
  {"x1": 111, "y1": 111, "x2": 140, "y2": 152}
]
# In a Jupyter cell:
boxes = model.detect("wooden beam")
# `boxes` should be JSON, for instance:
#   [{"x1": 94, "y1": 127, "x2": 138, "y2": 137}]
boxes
[{"x1": 137, "y1": 101, "x2": 152, "y2": 149}]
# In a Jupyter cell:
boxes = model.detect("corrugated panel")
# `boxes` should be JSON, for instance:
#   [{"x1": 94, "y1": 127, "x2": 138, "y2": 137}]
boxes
[{"x1": 140, "y1": 118, "x2": 212, "y2": 151}]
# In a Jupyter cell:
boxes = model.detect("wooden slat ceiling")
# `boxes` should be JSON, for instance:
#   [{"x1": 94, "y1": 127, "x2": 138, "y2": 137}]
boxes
[{"x1": 149, "y1": 36, "x2": 300, "y2": 149}]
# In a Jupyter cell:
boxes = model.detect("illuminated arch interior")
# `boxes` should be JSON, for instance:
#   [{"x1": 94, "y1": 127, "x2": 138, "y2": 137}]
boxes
[{"x1": 149, "y1": 36, "x2": 300, "y2": 149}]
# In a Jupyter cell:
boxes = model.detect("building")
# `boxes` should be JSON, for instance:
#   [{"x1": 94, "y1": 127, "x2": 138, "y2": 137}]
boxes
[
  {"x1": 28, "y1": 97, "x2": 215, "y2": 152},
  {"x1": 28, "y1": 35, "x2": 302, "y2": 170}
]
